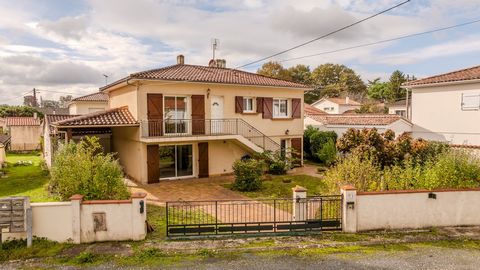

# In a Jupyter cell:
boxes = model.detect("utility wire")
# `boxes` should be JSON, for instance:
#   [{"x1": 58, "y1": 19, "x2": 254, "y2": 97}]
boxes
[
  {"x1": 235, "y1": 0, "x2": 411, "y2": 69},
  {"x1": 278, "y1": 18, "x2": 480, "y2": 63}
]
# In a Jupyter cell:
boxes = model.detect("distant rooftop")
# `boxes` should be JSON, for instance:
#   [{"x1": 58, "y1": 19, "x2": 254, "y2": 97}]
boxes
[
  {"x1": 307, "y1": 114, "x2": 410, "y2": 126},
  {"x1": 72, "y1": 92, "x2": 109, "y2": 102},
  {"x1": 403, "y1": 65, "x2": 480, "y2": 87}
]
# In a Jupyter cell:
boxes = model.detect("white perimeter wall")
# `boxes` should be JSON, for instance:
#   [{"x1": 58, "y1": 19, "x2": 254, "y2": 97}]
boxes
[
  {"x1": 343, "y1": 189, "x2": 480, "y2": 232},
  {"x1": 2, "y1": 194, "x2": 147, "y2": 243}
]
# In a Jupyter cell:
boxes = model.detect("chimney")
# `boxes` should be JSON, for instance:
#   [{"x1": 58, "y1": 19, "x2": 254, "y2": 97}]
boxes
[
  {"x1": 216, "y1": 59, "x2": 226, "y2": 68},
  {"x1": 176, "y1": 55, "x2": 185, "y2": 65},
  {"x1": 346, "y1": 96, "x2": 349, "y2": 105},
  {"x1": 208, "y1": 59, "x2": 216, "y2": 67}
]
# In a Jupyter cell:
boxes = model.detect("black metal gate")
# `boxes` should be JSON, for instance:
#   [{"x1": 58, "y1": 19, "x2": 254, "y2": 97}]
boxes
[{"x1": 166, "y1": 196, "x2": 342, "y2": 237}]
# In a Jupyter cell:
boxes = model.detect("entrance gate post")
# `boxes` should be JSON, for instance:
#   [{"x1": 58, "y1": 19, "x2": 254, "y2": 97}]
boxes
[{"x1": 292, "y1": 185, "x2": 307, "y2": 221}]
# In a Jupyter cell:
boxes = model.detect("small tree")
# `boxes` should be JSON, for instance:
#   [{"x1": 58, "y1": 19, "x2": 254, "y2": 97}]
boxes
[
  {"x1": 316, "y1": 139, "x2": 337, "y2": 166},
  {"x1": 232, "y1": 159, "x2": 264, "y2": 191},
  {"x1": 49, "y1": 136, "x2": 129, "y2": 200}
]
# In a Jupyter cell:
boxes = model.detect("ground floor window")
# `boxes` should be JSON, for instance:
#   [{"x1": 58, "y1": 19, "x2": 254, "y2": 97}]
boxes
[{"x1": 159, "y1": 144, "x2": 193, "y2": 179}]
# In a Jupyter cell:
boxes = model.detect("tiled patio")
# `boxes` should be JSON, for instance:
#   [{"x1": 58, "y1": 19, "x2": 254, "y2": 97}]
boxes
[{"x1": 127, "y1": 175, "x2": 249, "y2": 205}]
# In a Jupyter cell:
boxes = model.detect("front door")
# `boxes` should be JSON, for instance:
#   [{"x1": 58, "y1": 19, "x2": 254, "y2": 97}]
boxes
[
  {"x1": 198, "y1": 142, "x2": 209, "y2": 178},
  {"x1": 210, "y1": 96, "x2": 224, "y2": 134}
]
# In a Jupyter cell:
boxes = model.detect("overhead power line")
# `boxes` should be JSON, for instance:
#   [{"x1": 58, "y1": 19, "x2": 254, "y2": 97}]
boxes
[
  {"x1": 235, "y1": 0, "x2": 411, "y2": 69},
  {"x1": 278, "y1": 18, "x2": 480, "y2": 63}
]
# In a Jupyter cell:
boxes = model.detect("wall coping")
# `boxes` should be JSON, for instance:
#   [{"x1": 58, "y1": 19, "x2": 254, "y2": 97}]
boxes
[
  {"x1": 82, "y1": 200, "x2": 132, "y2": 205},
  {"x1": 130, "y1": 192, "x2": 148, "y2": 199},
  {"x1": 357, "y1": 187, "x2": 480, "y2": 196},
  {"x1": 31, "y1": 202, "x2": 72, "y2": 207},
  {"x1": 341, "y1": 185, "x2": 356, "y2": 191},
  {"x1": 292, "y1": 185, "x2": 307, "y2": 192}
]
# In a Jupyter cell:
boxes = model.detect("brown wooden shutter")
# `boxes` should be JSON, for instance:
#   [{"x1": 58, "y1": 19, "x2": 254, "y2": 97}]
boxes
[
  {"x1": 191, "y1": 95, "x2": 205, "y2": 135},
  {"x1": 198, "y1": 142, "x2": 209, "y2": 178},
  {"x1": 256, "y1": 97, "x2": 263, "y2": 113},
  {"x1": 147, "y1": 144, "x2": 160, "y2": 183},
  {"x1": 262, "y1": 97, "x2": 273, "y2": 119},
  {"x1": 290, "y1": 138, "x2": 302, "y2": 166},
  {"x1": 147, "y1": 94, "x2": 163, "y2": 136},
  {"x1": 235, "y1": 96, "x2": 243, "y2": 113},
  {"x1": 291, "y1": 98, "x2": 301, "y2": 119}
]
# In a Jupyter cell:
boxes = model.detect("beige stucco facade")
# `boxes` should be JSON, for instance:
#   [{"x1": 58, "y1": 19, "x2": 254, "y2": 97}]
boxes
[
  {"x1": 409, "y1": 81, "x2": 480, "y2": 145},
  {"x1": 9, "y1": 125, "x2": 42, "y2": 151},
  {"x1": 69, "y1": 101, "x2": 108, "y2": 115},
  {"x1": 312, "y1": 99, "x2": 360, "y2": 114},
  {"x1": 108, "y1": 80, "x2": 304, "y2": 184}
]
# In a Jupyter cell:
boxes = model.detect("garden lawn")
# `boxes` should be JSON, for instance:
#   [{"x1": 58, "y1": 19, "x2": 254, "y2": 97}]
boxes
[
  {"x1": 0, "y1": 152, "x2": 57, "y2": 202},
  {"x1": 227, "y1": 174, "x2": 331, "y2": 198}
]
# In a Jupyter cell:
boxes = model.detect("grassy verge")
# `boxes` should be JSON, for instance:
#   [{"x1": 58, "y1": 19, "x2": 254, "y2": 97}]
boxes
[
  {"x1": 0, "y1": 152, "x2": 57, "y2": 202},
  {"x1": 225, "y1": 174, "x2": 331, "y2": 198}
]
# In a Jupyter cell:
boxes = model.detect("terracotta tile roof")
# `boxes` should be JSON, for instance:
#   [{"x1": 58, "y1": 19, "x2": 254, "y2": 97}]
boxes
[
  {"x1": 304, "y1": 103, "x2": 327, "y2": 115},
  {"x1": 100, "y1": 64, "x2": 309, "y2": 91},
  {"x1": 403, "y1": 65, "x2": 480, "y2": 87},
  {"x1": 6, "y1": 117, "x2": 41, "y2": 126},
  {"x1": 0, "y1": 134, "x2": 10, "y2": 145},
  {"x1": 52, "y1": 107, "x2": 138, "y2": 127},
  {"x1": 325, "y1": 97, "x2": 361, "y2": 105},
  {"x1": 37, "y1": 107, "x2": 70, "y2": 115},
  {"x1": 45, "y1": 114, "x2": 77, "y2": 133},
  {"x1": 72, "y1": 92, "x2": 109, "y2": 102},
  {"x1": 306, "y1": 114, "x2": 410, "y2": 126}
]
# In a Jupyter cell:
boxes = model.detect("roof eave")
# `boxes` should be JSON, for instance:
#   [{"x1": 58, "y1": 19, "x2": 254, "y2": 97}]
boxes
[
  {"x1": 403, "y1": 78, "x2": 480, "y2": 89},
  {"x1": 53, "y1": 124, "x2": 139, "y2": 129}
]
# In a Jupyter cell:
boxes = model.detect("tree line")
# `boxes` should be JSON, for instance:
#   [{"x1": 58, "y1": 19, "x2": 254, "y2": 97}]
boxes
[{"x1": 256, "y1": 61, "x2": 416, "y2": 104}]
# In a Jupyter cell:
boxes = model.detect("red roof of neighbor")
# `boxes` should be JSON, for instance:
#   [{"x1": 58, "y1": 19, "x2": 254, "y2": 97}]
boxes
[
  {"x1": 45, "y1": 114, "x2": 77, "y2": 133},
  {"x1": 52, "y1": 107, "x2": 138, "y2": 127},
  {"x1": 100, "y1": 64, "x2": 310, "y2": 91},
  {"x1": 72, "y1": 92, "x2": 109, "y2": 102},
  {"x1": 403, "y1": 65, "x2": 480, "y2": 87},
  {"x1": 306, "y1": 114, "x2": 410, "y2": 126},
  {"x1": 304, "y1": 103, "x2": 327, "y2": 115},
  {"x1": 6, "y1": 117, "x2": 41, "y2": 126}
]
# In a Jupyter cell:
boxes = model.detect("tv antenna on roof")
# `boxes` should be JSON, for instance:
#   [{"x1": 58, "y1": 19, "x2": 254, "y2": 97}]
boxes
[
  {"x1": 103, "y1": 74, "x2": 109, "y2": 86},
  {"x1": 211, "y1": 38, "x2": 219, "y2": 60}
]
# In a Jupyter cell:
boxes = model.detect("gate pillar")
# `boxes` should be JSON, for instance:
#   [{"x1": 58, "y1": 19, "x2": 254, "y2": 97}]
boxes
[
  {"x1": 341, "y1": 185, "x2": 357, "y2": 233},
  {"x1": 292, "y1": 185, "x2": 307, "y2": 221}
]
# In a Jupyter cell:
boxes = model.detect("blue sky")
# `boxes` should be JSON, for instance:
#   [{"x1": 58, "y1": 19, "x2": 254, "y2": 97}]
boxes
[{"x1": 0, "y1": 0, "x2": 479, "y2": 104}]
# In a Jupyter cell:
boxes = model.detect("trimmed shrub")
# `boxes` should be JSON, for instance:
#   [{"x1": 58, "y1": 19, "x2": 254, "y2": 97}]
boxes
[
  {"x1": 303, "y1": 126, "x2": 319, "y2": 159},
  {"x1": 308, "y1": 130, "x2": 337, "y2": 162},
  {"x1": 232, "y1": 159, "x2": 264, "y2": 191},
  {"x1": 49, "y1": 136, "x2": 129, "y2": 200}
]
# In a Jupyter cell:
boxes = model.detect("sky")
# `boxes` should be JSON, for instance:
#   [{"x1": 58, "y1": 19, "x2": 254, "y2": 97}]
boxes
[{"x1": 0, "y1": 0, "x2": 479, "y2": 104}]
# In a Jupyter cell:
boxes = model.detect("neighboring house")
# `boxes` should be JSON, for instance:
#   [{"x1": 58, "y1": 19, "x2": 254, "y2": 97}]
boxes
[
  {"x1": 304, "y1": 103, "x2": 327, "y2": 116},
  {"x1": 68, "y1": 92, "x2": 109, "y2": 115},
  {"x1": 48, "y1": 56, "x2": 309, "y2": 183},
  {"x1": 37, "y1": 107, "x2": 70, "y2": 115},
  {"x1": 403, "y1": 65, "x2": 480, "y2": 145},
  {"x1": 304, "y1": 114, "x2": 412, "y2": 137},
  {"x1": 387, "y1": 99, "x2": 410, "y2": 118},
  {"x1": 5, "y1": 116, "x2": 42, "y2": 151},
  {"x1": 311, "y1": 97, "x2": 361, "y2": 114}
]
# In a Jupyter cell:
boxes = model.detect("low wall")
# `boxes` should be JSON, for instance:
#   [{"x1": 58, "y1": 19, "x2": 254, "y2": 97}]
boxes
[
  {"x1": 341, "y1": 186, "x2": 480, "y2": 232},
  {"x1": 2, "y1": 193, "x2": 147, "y2": 243}
]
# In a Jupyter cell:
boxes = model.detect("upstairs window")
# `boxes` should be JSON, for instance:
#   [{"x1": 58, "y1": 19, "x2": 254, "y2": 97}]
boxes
[
  {"x1": 243, "y1": 97, "x2": 254, "y2": 113},
  {"x1": 461, "y1": 93, "x2": 480, "y2": 110},
  {"x1": 273, "y1": 98, "x2": 288, "y2": 118}
]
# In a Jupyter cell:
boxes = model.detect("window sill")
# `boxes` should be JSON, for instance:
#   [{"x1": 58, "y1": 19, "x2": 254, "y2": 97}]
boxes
[
  {"x1": 242, "y1": 111, "x2": 258, "y2": 115},
  {"x1": 271, "y1": 117, "x2": 294, "y2": 120}
]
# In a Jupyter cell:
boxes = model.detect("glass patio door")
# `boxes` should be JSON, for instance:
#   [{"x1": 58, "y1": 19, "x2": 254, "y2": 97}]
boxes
[
  {"x1": 164, "y1": 96, "x2": 188, "y2": 134},
  {"x1": 159, "y1": 145, "x2": 193, "y2": 179}
]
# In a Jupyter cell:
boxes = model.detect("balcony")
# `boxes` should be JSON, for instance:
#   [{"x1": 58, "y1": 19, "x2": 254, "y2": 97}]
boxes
[{"x1": 140, "y1": 119, "x2": 279, "y2": 152}]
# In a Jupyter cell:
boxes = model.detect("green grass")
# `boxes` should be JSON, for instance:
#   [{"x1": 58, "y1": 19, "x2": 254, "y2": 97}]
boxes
[
  {"x1": 0, "y1": 152, "x2": 57, "y2": 202},
  {"x1": 226, "y1": 174, "x2": 331, "y2": 198},
  {"x1": 145, "y1": 205, "x2": 167, "y2": 241}
]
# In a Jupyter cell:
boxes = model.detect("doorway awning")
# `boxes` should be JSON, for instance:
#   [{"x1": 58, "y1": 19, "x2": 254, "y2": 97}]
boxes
[{"x1": 51, "y1": 106, "x2": 138, "y2": 129}]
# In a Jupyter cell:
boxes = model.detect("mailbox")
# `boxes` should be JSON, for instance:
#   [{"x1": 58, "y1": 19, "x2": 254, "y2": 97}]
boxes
[{"x1": 0, "y1": 197, "x2": 28, "y2": 233}]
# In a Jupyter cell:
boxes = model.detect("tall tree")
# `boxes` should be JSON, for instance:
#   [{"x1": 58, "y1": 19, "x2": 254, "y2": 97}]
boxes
[
  {"x1": 59, "y1": 95, "x2": 73, "y2": 108},
  {"x1": 256, "y1": 61, "x2": 292, "y2": 81},
  {"x1": 287, "y1": 64, "x2": 311, "y2": 85},
  {"x1": 307, "y1": 63, "x2": 366, "y2": 104},
  {"x1": 389, "y1": 70, "x2": 407, "y2": 101},
  {"x1": 367, "y1": 78, "x2": 392, "y2": 101}
]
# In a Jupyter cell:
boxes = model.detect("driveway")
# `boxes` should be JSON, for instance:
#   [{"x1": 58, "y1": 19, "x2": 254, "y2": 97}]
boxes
[{"x1": 127, "y1": 175, "x2": 249, "y2": 205}]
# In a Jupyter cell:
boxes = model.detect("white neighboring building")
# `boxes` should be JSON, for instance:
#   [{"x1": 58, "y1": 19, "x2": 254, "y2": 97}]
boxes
[
  {"x1": 68, "y1": 92, "x2": 109, "y2": 115},
  {"x1": 387, "y1": 99, "x2": 410, "y2": 118},
  {"x1": 403, "y1": 65, "x2": 480, "y2": 145},
  {"x1": 305, "y1": 114, "x2": 412, "y2": 137},
  {"x1": 311, "y1": 97, "x2": 361, "y2": 114}
]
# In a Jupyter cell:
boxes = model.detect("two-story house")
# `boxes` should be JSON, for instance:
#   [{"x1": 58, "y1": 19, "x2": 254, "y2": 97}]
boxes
[
  {"x1": 68, "y1": 92, "x2": 109, "y2": 115},
  {"x1": 403, "y1": 65, "x2": 480, "y2": 145},
  {"x1": 49, "y1": 56, "x2": 308, "y2": 183},
  {"x1": 311, "y1": 97, "x2": 361, "y2": 114}
]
